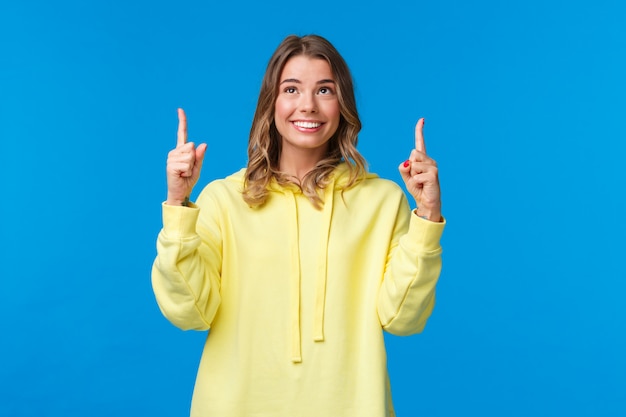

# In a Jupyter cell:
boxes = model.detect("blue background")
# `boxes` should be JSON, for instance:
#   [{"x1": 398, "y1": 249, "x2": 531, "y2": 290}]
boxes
[{"x1": 1, "y1": 0, "x2": 625, "y2": 416}]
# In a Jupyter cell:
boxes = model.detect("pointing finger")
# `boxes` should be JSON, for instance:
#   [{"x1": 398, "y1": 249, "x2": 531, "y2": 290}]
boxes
[
  {"x1": 414, "y1": 118, "x2": 426, "y2": 154},
  {"x1": 177, "y1": 108, "x2": 188, "y2": 147}
]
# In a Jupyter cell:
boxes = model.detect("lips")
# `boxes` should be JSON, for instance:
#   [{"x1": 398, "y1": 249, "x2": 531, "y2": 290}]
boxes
[{"x1": 292, "y1": 121, "x2": 323, "y2": 129}]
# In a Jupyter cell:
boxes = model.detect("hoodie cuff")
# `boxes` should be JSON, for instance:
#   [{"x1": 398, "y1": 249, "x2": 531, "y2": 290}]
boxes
[
  {"x1": 161, "y1": 202, "x2": 200, "y2": 238},
  {"x1": 405, "y1": 211, "x2": 446, "y2": 252}
]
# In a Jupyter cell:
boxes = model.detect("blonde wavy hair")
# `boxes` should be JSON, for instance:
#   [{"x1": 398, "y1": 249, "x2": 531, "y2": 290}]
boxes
[{"x1": 243, "y1": 34, "x2": 367, "y2": 208}]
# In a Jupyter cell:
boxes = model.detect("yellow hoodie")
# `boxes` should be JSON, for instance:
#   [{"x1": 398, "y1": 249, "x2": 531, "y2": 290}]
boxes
[{"x1": 152, "y1": 164, "x2": 445, "y2": 416}]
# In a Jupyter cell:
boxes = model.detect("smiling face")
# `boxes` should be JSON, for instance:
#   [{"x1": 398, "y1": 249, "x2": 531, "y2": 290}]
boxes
[{"x1": 274, "y1": 55, "x2": 340, "y2": 166}]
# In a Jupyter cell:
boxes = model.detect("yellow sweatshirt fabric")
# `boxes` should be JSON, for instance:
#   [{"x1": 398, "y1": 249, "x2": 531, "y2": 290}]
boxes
[{"x1": 152, "y1": 164, "x2": 445, "y2": 417}]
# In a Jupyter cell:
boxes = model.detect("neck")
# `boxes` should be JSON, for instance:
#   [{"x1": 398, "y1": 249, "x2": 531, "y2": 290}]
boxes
[{"x1": 279, "y1": 146, "x2": 327, "y2": 181}]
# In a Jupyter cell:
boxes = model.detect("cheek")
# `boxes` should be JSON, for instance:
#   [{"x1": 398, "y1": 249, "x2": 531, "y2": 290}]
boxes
[
  {"x1": 274, "y1": 98, "x2": 290, "y2": 121},
  {"x1": 327, "y1": 102, "x2": 341, "y2": 126},
  {"x1": 273, "y1": 99, "x2": 290, "y2": 136}
]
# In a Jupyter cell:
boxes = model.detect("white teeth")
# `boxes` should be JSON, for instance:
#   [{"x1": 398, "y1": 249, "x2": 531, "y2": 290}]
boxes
[{"x1": 293, "y1": 121, "x2": 321, "y2": 129}]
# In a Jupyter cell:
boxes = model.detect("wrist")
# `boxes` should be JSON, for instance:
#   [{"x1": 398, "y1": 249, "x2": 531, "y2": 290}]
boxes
[
  {"x1": 414, "y1": 208, "x2": 442, "y2": 222},
  {"x1": 166, "y1": 196, "x2": 191, "y2": 207}
]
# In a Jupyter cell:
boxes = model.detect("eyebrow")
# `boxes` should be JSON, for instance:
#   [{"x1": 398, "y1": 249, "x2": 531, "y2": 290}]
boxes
[{"x1": 280, "y1": 78, "x2": 336, "y2": 85}]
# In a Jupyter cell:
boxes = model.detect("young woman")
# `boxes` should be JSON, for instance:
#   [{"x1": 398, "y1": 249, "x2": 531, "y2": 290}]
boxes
[{"x1": 152, "y1": 34, "x2": 445, "y2": 417}]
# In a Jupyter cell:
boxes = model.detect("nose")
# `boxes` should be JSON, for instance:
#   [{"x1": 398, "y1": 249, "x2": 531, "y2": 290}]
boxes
[{"x1": 299, "y1": 92, "x2": 317, "y2": 113}]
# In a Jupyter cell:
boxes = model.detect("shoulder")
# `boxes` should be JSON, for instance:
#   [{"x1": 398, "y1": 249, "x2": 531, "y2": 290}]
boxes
[
  {"x1": 338, "y1": 173, "x2": 409, "y2": 215},
  {"x1": 333, "y1": 163, "x2": 404, "y2": 196},
  {"x1": 196, "y1": 168, "x2": 246, "y2": 205},
  {"x1": 357, "y1": 173, "x2": 406, "y2": 198}
]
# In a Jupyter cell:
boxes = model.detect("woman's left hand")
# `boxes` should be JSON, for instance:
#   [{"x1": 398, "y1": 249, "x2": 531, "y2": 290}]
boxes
[{"x1": 398, "y1": 118, "x2": 442, "y2": 222}]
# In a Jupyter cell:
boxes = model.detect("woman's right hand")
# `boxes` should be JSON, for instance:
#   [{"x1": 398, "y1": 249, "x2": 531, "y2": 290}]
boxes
[{"x1": 166, "y1": 108, "x2": 207, "y2": 206}]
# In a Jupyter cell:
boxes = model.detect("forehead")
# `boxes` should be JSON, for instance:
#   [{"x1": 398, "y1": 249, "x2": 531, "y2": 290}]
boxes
[{"x1": 280, "y1": 55, "x2": 335, "y2": 81}]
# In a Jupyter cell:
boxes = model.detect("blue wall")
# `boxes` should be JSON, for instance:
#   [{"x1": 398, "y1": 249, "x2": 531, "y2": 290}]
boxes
[{"x1": 1, "y1": 1, "x2": 625, "y2": 415}]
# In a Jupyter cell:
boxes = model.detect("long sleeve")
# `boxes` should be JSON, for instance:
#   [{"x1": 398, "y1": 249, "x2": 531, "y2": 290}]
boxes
[
  {"x1": 377, "y1": 198, "x2": 446, "y2": 335},
  {"x1": 151, "y1": 199, "x2": 223, "y2": 331}
]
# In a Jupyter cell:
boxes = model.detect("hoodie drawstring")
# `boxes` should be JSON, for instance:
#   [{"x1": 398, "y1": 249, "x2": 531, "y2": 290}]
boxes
[
  {"x1": 285, "y1": 181, "x2": 335, "y2": 363},
  {"x1": 286, "y1": 190, "x2": 303, "y2": 363},
  {"x1": 313, "y1": 180, "x2": 334, "y2": 342}
]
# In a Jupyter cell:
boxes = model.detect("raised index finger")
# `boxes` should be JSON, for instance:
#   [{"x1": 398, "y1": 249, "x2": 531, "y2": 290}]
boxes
[
  {"x1": 414, "y1": 118, "x2": 426, "y2": 154},
  {"x1": 177, "y1": 108, "x2": 188, "y2": 147}
]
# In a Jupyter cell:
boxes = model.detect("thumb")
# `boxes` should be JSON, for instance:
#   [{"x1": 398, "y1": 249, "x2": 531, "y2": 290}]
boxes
[
  {"x1": 195, "y1": 143, "x2": 208, "y2": 172},
  {"x1": 398, "y1": 159, "x2": 411, "y2": 182}
]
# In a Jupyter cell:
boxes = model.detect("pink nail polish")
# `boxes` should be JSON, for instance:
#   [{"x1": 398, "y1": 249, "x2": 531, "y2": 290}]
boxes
[{"x1": 403, "y1": 160, "x2": 410, "y2": 168}]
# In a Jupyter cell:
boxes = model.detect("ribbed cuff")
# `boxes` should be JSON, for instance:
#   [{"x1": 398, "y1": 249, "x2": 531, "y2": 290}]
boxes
[
  {"x1": 405, "y1": 212, "x2": 446, "y2": 252},
  {"x1": 161, "y1": 202, "x2": 200, "y2": 238}
]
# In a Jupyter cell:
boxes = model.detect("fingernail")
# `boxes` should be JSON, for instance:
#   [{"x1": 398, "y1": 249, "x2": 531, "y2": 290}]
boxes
[
  {"x1": 422, "y1": 118, "x2": 426, "y2": 125},
  {"x1": 403, "y1": 160, "x2": 410, "y2": 168}
]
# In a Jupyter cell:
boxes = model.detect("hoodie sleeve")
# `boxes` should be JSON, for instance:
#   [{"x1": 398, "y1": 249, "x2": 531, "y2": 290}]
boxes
[
  {"x1": 151, "y1": 195, "x2": 223, "y2": 331},
  {"x1": 377, "y1": 196, "x2": 445, "y2": 335}
]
